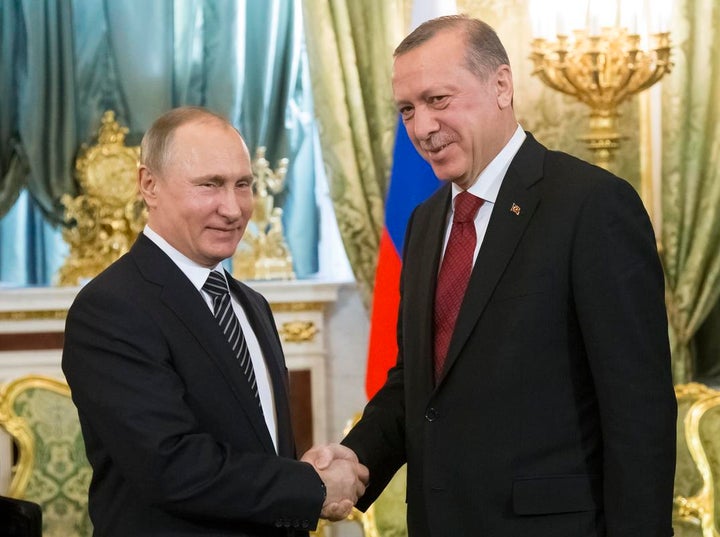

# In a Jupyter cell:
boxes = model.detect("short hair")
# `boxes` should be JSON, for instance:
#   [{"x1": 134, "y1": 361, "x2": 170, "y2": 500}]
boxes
[
  {"x1": 394, "y1": 15, "x2": 510, "y2": 80},
  {"x1": 140, "y1": 106, "x2": 235, "y2": 174}
]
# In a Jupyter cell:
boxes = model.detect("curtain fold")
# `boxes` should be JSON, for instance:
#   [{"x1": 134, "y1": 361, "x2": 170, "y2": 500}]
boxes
[
  {"x1": 239, "y1": 0, "x2": 318, "y2": 277},
  {"x1": 197, "y1": 0, "x2": 241, "y2": 119},
  {"x1": 172, "y1": 0, "x2": 204, "y2": 107},
  {"x1": 0, "y1": 191, "x2": 67, "y2": 285},
  {"x1": 104, "y1": 0, "x2": 174, "y2": 132},
  {"x1": 11, "y1": 0, "x2": 79, "y2": 224},
  {"x1": 661, "y1": 0, "x2": 720, "y2": 382},
  {"x1": 72, "y1": 0, "x2": 124, "y2": 138},
  {"x1": 281, "y1": 28, "x2": 318, "y2": 278},
  {"x1": 240, "y1": 0, "x2": 294, "y2": 156},
  {"x1": 0, "y1": 0, "x2": 29, "y2": 217},
  {"x1": 302, "y1": 0, "x2": 405, "y2": 306}
]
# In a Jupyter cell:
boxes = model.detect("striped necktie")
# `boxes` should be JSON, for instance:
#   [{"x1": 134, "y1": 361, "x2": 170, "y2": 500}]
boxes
[{"x1": 203, "y1": 271, "x2": 261, "y2": 407}]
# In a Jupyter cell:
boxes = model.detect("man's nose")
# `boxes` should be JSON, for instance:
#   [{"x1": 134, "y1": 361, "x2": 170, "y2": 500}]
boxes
[
  {"x1": 217, "y1": 186, "x2": 243, "y2": 218},
  {"x1": 412, "y1": 108, "x2": 439, "y2": 141}
]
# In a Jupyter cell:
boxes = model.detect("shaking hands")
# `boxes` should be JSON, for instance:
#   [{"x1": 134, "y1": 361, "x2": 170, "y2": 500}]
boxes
[{"x1": 302, "y1": 443, "x2": 369, "y2": 521}]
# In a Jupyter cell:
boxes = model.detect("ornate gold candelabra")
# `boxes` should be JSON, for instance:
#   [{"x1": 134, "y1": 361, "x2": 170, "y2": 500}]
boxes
[
  {"x1": 530, "y1": 26, "x2": 672, "y2": 170},
  {"x1": 233, "y1": 147, "x2": 295, "y2": 280}
]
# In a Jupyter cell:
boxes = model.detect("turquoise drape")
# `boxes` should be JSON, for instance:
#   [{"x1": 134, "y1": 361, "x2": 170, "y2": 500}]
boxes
[
  {"x1": 0, "y1": 0, "x2": 318, "y2": 284},
  {"x1": 1, "y1": 0, "x2": 78, "y2": 223},
  {"x1": 71, "y1": 0, "x2": 241, "y2": 140},
  {"x1": 0, "y1": 0, "x2": 30, "y2": 219},
  {"x1": 0, "y1": 191, "x2": 67, "y2": 285},
  {"x1": 238, "y1": 0, "x2": 317, "y2": 277}
]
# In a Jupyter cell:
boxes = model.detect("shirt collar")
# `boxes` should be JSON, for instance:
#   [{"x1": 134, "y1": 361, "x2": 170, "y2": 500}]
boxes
[
  {"x1": 452, "y1": 124, "x2": 526, "y2": 203},
  {"x1": 142, "y1": 225, "x2": 223, "y2": 292}
]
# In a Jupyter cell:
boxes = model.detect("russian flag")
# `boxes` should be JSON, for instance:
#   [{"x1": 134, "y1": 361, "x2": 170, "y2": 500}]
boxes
[{"x1": 365, "y1": 0, "x2": 456, "y2": 399}]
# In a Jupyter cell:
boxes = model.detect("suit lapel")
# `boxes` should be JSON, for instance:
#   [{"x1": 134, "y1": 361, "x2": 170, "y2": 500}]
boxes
[
  {"x1": 131, "y1": 235, "x2": 276, "y2": 453},
  {"x1": 404, "y1": 185, "x2": 452, "y2": 395},
  {"x1": 227, "y1": 276, "x2": 296, "y2": 458},
  {"x1": 439, "y1": 134, "x2": 545, "y2": 384}
]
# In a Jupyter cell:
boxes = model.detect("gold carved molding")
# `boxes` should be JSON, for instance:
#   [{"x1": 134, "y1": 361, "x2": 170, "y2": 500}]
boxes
[
  {"x1": 0, "y1": 302, "x2": 324, "y2": 322},
  {"x1": 278, "y1": 321, "x2": 318, "y2": 343},
  {"x1": 0, "y1": 310, "x2": 68, "y2": 322}
]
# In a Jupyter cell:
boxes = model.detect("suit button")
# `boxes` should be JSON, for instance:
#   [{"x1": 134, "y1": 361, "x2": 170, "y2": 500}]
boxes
[
  {"x1": 425, "y1": 407, "x2": 439, "y2": 421},
  {"x1": 302, "y1": 520, "x2": 310, "y2": 529}
]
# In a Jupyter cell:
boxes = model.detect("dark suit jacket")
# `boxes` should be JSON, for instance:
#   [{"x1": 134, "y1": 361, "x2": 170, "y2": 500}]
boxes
[
  {"x1": 62, "y1": 234, "x2": 324, "y2": 537},
  {"x1": 343, "y1": 134, "x2": 676, "y2": 537}
]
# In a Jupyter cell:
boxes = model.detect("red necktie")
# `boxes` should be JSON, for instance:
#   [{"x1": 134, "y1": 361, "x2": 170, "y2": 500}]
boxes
[{"x1": 433, "y1": 191, "x2": 484, "y2": 383}]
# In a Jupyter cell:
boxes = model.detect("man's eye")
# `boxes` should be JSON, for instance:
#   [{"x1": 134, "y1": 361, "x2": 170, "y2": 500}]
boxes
[
  {"x1": 429, "y1": 96, "x2": 448, "y2": 106},
  {"x1": 399, "y1": 106, "x2": 414, "y2": 120}
]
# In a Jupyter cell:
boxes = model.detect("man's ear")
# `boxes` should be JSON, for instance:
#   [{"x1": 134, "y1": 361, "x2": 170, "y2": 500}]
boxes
[
  {"x1": 496, "y1": 65, "x2": 514, "y2": 109},
  {"x1": 138, "y1": 165, "x2": 158, "y2": 209}
]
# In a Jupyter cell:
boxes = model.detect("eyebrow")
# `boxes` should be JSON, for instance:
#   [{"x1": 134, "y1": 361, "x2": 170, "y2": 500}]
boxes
[{"x1": 191, "y1": 174, "x2": 254, "y2": 183}]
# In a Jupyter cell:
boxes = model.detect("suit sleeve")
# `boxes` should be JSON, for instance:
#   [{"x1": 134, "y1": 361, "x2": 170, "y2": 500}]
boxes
[
  {"x1": 571, "y1": 177, "x2": 676, "y2": 536},
  {"x1": 341, "y1": 210, "x2": 419, "y2": 510},
  {"x1": 342, "y1": 358, "x2": 406, "y2": 511},
  {"x1": 62, "y1": 283, "x2": 325, "y2": 529}
]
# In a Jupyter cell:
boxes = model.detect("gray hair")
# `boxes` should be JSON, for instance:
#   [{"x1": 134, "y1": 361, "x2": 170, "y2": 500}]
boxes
[
  {"x1": 140, "y1": 106, "x2": 235, "y2": 174},
  {"x1": 394, "y1": 15, "x2": 510, "y2": 80}
]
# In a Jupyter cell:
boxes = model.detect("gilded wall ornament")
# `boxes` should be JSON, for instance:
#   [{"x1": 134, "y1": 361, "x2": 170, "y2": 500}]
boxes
[
  {"x1": 233, "y1": 147, "x2": 295, "y2": 281},
  {"x1": 57, "y1": 111, "x2": 145, "y2": 286}
]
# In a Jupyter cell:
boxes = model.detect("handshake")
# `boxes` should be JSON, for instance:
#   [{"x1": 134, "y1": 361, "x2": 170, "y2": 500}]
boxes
[{"x1": 302, "y1": 443, "x2": 369, "y2": 521}]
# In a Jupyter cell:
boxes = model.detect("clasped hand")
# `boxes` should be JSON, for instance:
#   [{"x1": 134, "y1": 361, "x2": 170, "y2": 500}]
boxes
[{"x1": 301, "y1": 444, "x2": 369, "y2": 521}]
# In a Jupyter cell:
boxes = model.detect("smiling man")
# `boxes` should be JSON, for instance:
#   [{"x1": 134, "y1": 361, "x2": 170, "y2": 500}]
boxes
[
  {"x1": 62, "y1": 107, "x2": 367, "y2": 536},
  {"x1": 307, "y1": 14, "x2": 676, "y2": 537}
]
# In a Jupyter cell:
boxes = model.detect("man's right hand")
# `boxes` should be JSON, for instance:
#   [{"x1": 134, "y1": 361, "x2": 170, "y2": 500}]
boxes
[{"x1": 301, "y1": 444, "x2": 369, "y2": 521}]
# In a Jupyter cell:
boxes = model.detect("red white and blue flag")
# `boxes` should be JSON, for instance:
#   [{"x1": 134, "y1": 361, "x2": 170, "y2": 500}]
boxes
[{"x1": 365, "y1": 0, "x2": 457, "y2": 399}]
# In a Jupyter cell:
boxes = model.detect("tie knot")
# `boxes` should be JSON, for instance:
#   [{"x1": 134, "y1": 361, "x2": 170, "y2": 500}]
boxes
[
  {"x1": 203, "y1": 271, "x2": 229, "y2": 298},
  {"x1": 453, "y1": 191, "x2": 483, "y2": 223}
]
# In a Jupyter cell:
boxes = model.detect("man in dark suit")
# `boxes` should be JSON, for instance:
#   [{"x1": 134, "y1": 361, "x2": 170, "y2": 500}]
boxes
[
  {"x1": 62, "y1": 106, "x2": 367, "y2": 536},
  {"x1": 306, "y1": 15, "x2": 676, "y2": 537}
]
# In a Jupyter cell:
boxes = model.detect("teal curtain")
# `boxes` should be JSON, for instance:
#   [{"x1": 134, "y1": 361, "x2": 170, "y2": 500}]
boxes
[
  {"x1": 0, "y1": 0, "x2": 318, "y2": 284},
  {"x1": 0, "y1": 0, "x2": 78, "y2": 223},
  {"x1": 103, "y1": 0, "x2": 241, "y2": 132},
  {"x1": 0, "y1": 0, "x2": 30, "y2": 218},
  {"x1": 238, "y1": 0, "x2": 317, "y2": 277},
  {"x1": 0, "y1": 191, "x2": 67, "y2": 286}
]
